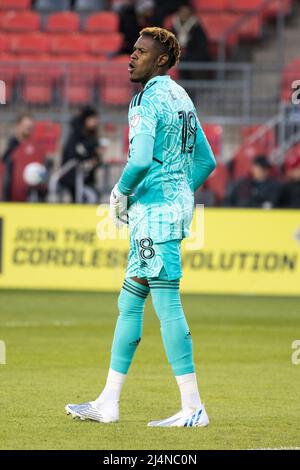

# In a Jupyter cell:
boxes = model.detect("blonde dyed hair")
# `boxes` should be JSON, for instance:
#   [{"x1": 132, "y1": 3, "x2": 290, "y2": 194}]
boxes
[{"x1": 139, "y1": 27, "x2": 181, "y2": 68}]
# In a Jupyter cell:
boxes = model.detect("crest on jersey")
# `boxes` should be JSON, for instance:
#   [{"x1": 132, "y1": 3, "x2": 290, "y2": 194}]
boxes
[{"x1": 130, "y1": 114, "x2": 141, "y2": 128}]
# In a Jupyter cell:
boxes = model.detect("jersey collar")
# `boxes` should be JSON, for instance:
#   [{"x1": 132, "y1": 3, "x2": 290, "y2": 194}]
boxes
[{"x1": 145, "y1": 75, "x2": 170, "y2": 89}]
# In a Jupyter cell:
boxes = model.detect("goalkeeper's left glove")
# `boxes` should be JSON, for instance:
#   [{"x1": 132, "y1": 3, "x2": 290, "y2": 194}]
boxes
[{"x1": 109, "y1": 184, "x2": 128, "y2": 227}]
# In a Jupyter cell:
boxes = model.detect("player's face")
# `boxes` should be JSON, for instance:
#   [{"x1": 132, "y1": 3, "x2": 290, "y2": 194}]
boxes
[{"x1": 128, "y1": 35, "x2": 166, "y2": 86}]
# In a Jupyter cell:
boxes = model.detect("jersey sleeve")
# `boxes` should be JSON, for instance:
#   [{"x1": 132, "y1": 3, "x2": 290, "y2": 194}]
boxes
[
  {"x1": 128, "y1": 96, "x2": 158, "y2": 142},
  {"x1": 192, "y1": 119, "x2": 217, "y2": 191}
]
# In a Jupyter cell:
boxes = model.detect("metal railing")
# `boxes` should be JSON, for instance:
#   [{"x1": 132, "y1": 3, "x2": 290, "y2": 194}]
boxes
[{"x1": 0, "y1": 60, "x2": 287, "y2": 123}]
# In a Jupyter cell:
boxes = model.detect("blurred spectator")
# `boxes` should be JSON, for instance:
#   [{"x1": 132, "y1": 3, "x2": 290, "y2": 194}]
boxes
[
  {"x1": 223, "y1": 156, "x2": 281, "y2": 208},
  {"x1": 170, "y1": 4, "x2": 211, "y2": 66},
  {"x1": 112, "y1": 0, "x2": 132, "y2": 12},
  {"x1": 1, "y1": 114, "x2": 34, "y2": 201},
  {"x1": 118, "y1": 0, "x2": 155, "y2": 55},
  {"x1": 278, "y1": 154, "x2": 300, "y2": 208},
  {"x1": 153, "y1": 0, "x2": 190, "y2": 26},
  {"x1": 60, "y1": 106, "x2": 102, "y2": 203}
]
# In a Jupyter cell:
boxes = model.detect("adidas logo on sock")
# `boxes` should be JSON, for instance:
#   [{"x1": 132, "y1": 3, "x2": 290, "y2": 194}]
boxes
[{"x1": 129, "y1": 337, "x2": 141, "y2": 347}]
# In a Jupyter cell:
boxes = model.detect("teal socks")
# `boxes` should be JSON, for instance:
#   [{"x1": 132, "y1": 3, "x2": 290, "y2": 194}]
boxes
[
  {"x1": 110, "y1": 271, "x2": 195, "y2": 377},
  {"x1": 110, "y1": 278, "x2": 150, "y2": 374},
  {"x1": 149, "y1": 275, "x2": 195, "y2": 376}
]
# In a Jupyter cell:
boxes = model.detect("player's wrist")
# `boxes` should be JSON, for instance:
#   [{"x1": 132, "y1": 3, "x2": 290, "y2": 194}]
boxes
[
  {"x1": 112, "y1": 184, "x2": 124, "y2": 199},
  {"x1": 115, "y1": 182, "x2": 132, "y2": 197}
]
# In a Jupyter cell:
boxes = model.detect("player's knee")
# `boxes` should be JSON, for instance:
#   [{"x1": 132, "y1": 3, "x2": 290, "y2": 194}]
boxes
[
  {"x1": 151, "y1": 292, "x2": 184, "y2": 323},
  {"x1": 118, "y1": 290, "x2": 144, "y2": 319}
]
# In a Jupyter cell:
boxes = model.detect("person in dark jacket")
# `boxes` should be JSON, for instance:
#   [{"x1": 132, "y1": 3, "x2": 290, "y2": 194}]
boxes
[
  {"x1": 1, "y1": 113, "x2": 34, "y2": 201},
  {"x1": 223, "y1": 156, "x2": 281, "y2": 208},
  {"x1": 278, "y1": 153, "x2": 300, "y2": 208},
  {"x1": 153, "y1": 0, "x2": 190, "y2": 26},
  {"x1": 171, "y1": 3, "x2": 211, "y2": 79},
  {"x1": 118, "y1": 0, "x2": 155, "y2": 55},
  {"x1": 60, "y1": 106, "x2": 102, "y2": 203}
]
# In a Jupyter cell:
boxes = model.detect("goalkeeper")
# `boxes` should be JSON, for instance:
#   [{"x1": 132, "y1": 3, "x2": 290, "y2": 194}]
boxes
[{"x1": 66, "y1": 27, "x2": 216, "y2": 428}]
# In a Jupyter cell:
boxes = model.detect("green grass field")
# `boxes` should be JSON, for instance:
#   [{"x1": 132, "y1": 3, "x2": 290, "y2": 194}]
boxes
[{"x1": 0, "y1": 290, "x2": 300, "y2": 450}]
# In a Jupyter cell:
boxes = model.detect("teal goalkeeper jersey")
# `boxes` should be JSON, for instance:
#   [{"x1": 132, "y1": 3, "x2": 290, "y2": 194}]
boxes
[{"x1": 125, "y1": 74, "x2": 212, "y2": 243}]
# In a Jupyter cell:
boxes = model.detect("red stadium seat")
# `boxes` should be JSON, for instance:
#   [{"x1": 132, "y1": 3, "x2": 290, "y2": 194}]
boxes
[
  {"x1": 45, "y1": 12, "x2": 80, "y2": 34},
  {"x1": 0, "y1": 53, "x2": 20, "y2": 102},
  {"x1": 100, "y1": 84, "x2": 132, "y2": 106},
  {"x1": 241, "y1": 125, "x2": 276, "y2": 154},
  {"x1": 238, "y1": 15, "x2": 262, "y2": 41},
  {"x1": 284, "y1": 144, "x2": 300, "y2": 176},
  {"x1": 0, "y1": 11, "x2": 40, "y2": 32},
  {"x1": 21, "y1": 67, "x2": 54, "y2": 105},
  {"x1": 229, "y1": 0, "x2": 265, "y2": 12},
  {"x1": 19, "y1": 56, "x2": 63, "y2": 80},
  {"x1": 98, "y1": 61, "x2": 132, "y2": 105},
  {"x1": 88, "y1": 33, "x2": 123, "y2": 55},
  {"x1": 61, "y1": 66, "x2": 96, "y2": 105},
  {"x1": 85, "y1": 12, "x2": 119, "y2": 33},
  {"x1": 205, "y1": 161, "x2": 229, "y2": 203},
  {"x1": 22, "y1": 81, "x2": 53, "y2": 105},
  {"x1": 63, "y1": 85, "x2": 93, "y2": 105},
  {"x1": 58, "y1": 57, "x2": 98, "y2": 105},
  {"x1": 0, "y1": 33, "x2": 9, "y2": 54},
  {"x1": 199, "y1": 13, "x2": 239, "y2": 57},
  {"x1": 233, "y1": 143, "x2": 266, "y2": 179},
  {"x1": 49, "y1": 34, "x2": 88, "y2": 56},
  {"x1": 203, "y1": 124, "x2": 223, "y2": 159},
  {"x1": 0, "y1": 0, "x2": 31, "y2": 10},
  {"x1": 8, "y1": 33, "x2": 49, "y2": 55},
  {"x1": 19, "y1": 57, "x2": 63, "y2": 105},
  {"x1": 193, "y1": 0, "x2": 230, "y2": 12},
  {"x1": 263, "y1": 0, "x2": 292, "y2": 19}
]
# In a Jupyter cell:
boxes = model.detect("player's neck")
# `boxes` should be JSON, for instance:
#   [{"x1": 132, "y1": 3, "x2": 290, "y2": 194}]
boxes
[{"x1": 142, "y1": 72, "x2": 168, "y2": 88}]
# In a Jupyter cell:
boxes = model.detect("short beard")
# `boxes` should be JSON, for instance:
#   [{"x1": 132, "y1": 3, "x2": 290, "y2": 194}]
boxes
[{"x1": 129, "y1": 76, "x2": 142, "y2": 83}]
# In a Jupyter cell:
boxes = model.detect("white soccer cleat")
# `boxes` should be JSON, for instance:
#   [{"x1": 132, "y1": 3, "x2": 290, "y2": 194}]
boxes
[
  {"x1": 65, "y1": 401, "x2": 119, "y2": 423},
  {"x1": 147, "y1": 404, "x2": 209, "y2": 428}
]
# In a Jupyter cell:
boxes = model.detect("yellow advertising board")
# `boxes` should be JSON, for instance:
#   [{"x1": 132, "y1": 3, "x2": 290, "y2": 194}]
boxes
[{"x1": 0, "y1": 203, "x2": 299, "y2": 296}]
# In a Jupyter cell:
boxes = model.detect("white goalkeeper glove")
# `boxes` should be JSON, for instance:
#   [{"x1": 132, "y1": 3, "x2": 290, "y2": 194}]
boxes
[{"x1": 109, "y1": 184, "x2": 128, "y2": 227}]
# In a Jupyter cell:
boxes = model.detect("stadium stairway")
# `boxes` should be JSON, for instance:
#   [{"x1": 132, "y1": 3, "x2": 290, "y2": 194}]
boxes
[{"x1": 251, "y1": 1, "x2": 300, "y2": 102}]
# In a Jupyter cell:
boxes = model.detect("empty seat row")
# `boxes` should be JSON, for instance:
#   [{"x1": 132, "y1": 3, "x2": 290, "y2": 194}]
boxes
[
  {"x1": 192, "y1": 0, "x2": 292, "y2": 18},
  {"x1": 0, "y1": 0, "x2": 31, "y2": 10},
  {"x1": 0, "y1": 11, "x2": 119, "y2": 33},
  {"x1": 0, "y1": 32, "x2": 123, "y2": 55},
  {"x1": 0, "y1": 57, "x2": 133, "y2": 105}
]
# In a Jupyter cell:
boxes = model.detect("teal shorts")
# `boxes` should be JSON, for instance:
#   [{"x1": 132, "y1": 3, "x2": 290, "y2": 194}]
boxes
[{"x1": 126, "y1": 238, "x2": 182, "y2": 281}]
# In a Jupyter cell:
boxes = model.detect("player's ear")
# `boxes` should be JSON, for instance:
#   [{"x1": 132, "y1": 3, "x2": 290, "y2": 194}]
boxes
[{"x1": 157, "y1": 53, "x2": 169, "y2": 68}]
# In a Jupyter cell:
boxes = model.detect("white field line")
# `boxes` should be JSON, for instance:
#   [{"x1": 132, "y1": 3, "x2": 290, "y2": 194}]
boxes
[{"x1": 253, "y1": 447, "x2": 300, "y2": 450}]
